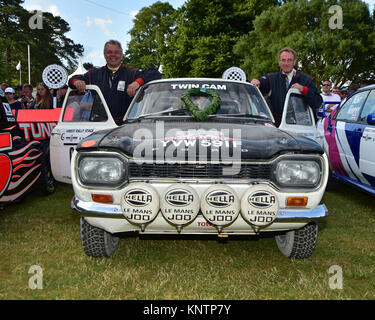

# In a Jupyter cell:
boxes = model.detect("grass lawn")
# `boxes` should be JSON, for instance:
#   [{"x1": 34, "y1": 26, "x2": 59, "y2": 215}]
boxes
[{"x1": 0, "y1": 180, "x2": 374, "y2": 300}]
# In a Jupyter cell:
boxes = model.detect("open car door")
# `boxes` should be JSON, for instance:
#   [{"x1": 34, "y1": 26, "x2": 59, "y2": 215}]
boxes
[
  {"x1": 278, "y1": 88, "x2": 321, "y2": 144},
  {"x1": 50, "y1": 85, "x2": 117, "y2": 183}
]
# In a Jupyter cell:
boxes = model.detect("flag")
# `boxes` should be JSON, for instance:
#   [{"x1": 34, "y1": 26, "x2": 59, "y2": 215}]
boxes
[{"x1": 16, "y1": 61, "x2": 21, "y2": 71}]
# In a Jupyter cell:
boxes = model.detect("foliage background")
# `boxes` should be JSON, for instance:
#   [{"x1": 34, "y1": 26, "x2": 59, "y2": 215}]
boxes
[
  {"x1": 1, "y1": 0, "x2": 375, "y2": 88},
  {"x1": 0, "y1": 0, "x2": 83, "y2": 87}
]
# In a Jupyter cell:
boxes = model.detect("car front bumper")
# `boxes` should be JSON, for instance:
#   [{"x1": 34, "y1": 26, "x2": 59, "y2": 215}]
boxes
[{"x1": 71, "y1": 196, "x2": 328, "y2": 235}]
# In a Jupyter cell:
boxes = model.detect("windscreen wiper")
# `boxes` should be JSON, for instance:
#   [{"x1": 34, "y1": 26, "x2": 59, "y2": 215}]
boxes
[
  {"x1": 208, "y1": 113, "x2": 271, "y2": 120},
  {"x1": 136, "y1": 108, "x2": 191, "y2": 119}
]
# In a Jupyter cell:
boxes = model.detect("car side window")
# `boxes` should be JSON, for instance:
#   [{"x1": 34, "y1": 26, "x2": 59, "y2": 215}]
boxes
[
  {"x1": 62, "y1": 90, "x2": 108, "y2": 122},
  {"x1": 335, "y1": 91, "x2": 369, "y2": 122},
  {"x1": 286, "y1": 94, "x2": 313, "y2": 126},
  {"x1": 358, "y1": 90, "x2": 375, "y2": 123}
]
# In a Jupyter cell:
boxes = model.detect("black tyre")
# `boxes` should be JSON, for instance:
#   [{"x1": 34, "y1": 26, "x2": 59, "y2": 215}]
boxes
[
  {"x1": 80, "y1": 217, "x2": 119, "y2": 257},
  {"x1": 40, "y1": 147, "x2": 57, "y2": 195},
  {"x1": 275, "y1": 222, "x2": 318, "y2": 259}
]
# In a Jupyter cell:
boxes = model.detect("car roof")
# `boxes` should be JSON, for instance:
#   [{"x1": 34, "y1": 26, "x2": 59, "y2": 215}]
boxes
[{"x1": 357, "y1": 84, "x2": 375, "y2": 91}]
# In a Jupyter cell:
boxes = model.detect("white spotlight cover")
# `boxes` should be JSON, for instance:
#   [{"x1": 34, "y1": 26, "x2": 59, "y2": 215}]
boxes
[
  {"x1": 201, "y1": 185, "x2": 240, "y2": 226},
  {"x1": 121, "y1": 183, "x2": 160, "y2": 225},
  {"x1": 240, "y1": 186, "x2": 279, "y2": 227},
  {"x1": 161, "y1": 184, "x2": 200, "y2": 226}
]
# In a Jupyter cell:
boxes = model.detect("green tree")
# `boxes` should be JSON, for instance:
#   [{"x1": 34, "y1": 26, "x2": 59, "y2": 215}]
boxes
[
  {"x1": 124, "y1": 1, "x2": 175, "y2": 69},
  {"x1": 234, "y1": 0, "x2": 375, "y2": 87},
  {"x1": 161, "y1": 0, "x2": 279, "y2": 78},
  {"x1": 0, "y1": 0, "x2": 83, "y2": 86}
]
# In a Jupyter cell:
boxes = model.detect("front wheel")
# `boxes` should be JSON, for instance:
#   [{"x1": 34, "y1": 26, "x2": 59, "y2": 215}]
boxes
[
  {"x1": 80, "y1": 217, "x2": 120, "y2": 257},
  {"x1": 275, "y1": 222, "x2": 318, "y2": 259}
]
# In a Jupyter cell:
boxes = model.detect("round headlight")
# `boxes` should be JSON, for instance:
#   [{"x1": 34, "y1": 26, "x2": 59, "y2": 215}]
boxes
[
  {"x1": 79, "y1": 156, "x2": 126, "y2": 186},
  {"x1": 275, "y1": 160, "x2": 320, "y2": 188}
]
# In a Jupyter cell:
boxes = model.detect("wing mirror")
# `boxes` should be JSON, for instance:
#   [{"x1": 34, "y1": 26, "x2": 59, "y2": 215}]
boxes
[{"x1": 367, "y1": 113, "x2": 375, "y2": 125}]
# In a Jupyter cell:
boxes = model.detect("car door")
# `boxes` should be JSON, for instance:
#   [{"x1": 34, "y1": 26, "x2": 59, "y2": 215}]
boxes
[
  {"x1": 278, "y1": 88, "x2": 319, "y2": 142},
  {"x1": 357, "y1": 89, "x2": 375, "y2": 188},
  {"x1": 331, "y1": 89, "x2": 370, "y2": 185},
  {"x1": 50, "y1": 85, "x2": 117, "y2": 183}
]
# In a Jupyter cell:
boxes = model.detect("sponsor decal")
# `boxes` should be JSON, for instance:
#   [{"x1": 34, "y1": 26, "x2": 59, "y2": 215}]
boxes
[
  {"x1": 170, "y1": 84, "x2": 227, "y2": 91},
  {"x1": 165, "y1": 189, "x2": 194, "y2": 207},
  {"x1": 201, "y1": 186, "x2": 240, "y2": 226},
  {"x1": 18, "y1": 122, "x2": 57, "y2": 142},
  {"x1": 124, "y1": 189, "x2": 153, "y2": 207},
  {"x1": 206, "y1": 190, "x2": 235, "y2": 208},
  {"x1": 2, "y1": 103, "x2": 13, "y2": 117},
  {"x1": 161, "y1": 185, "x2": 200, "y2": 226},
  {"x1": 61, "y1": 128, "x2": 95, "y2": 145},
  {"x1": 248, "y1": 191, "x2": 276, "y2": 209},
  {"x1": 241, "y1": 188, "x2": 279, "y2": 227}
]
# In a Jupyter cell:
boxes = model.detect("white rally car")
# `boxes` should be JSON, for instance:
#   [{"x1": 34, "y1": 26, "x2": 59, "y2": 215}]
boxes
[{"x1": 69, "y1": 78, "x2": 329, "y2": 259}]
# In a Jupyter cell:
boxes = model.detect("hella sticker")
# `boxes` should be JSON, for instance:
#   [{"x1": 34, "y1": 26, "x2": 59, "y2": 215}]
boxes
[
  {"x1": 248, "y1": 191, "x2": 276, "y2": 209},
  {"x1": 124, "y1": 189, "x2": 153, "y2": 207},
  {"x1": 165, "y1": 189, "x2": 195, "y2": 207},
  {"x1": 206, "y1": 190, "x2": 235, "y2": 208}
]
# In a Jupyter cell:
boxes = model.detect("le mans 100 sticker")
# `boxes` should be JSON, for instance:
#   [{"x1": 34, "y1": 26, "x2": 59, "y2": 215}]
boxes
[
  {"x1": 121, "y1": 184, "x2": 160, "y2": 225},
  {"x1": 161, "y1": 185, "x2": 200, "y2": 225},
  {"x1": 240, "y1": 189, "x2": 279, "y2": 227},
  {"x1": 201, "y1": 186, "x2": 240, "y2": 226}
]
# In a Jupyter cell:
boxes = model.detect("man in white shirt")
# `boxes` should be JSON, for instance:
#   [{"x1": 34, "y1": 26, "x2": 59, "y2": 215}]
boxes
[{"x1": 320, "y1": 80, "x2": 341, "y2": 116}]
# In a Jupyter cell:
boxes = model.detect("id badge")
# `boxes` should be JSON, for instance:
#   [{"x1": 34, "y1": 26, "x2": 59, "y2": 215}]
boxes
[{"x1": 117, "y1": 81, "x2": 126, "y2": 92}]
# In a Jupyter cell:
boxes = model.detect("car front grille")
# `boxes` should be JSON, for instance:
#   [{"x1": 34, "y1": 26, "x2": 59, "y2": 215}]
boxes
[{"x1": 128, "y1": 161, "x2": 273, "y2": 180}]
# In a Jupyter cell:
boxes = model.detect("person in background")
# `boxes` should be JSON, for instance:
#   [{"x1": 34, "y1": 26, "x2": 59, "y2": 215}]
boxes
[
  {"x1": 1, "y1": 83, "x2": 9, "y2": 92},
  {"x1": 15, "y1": 85, "x2": 23, "y2": 100},
  {"x1": 332, "y1": 87, "x2": 341, "y2": 97},
  {"x1": 57, "y1": 85, "x2": 68, "y2": 108},
  {"x1": 34, "y1": 83, "x2": 53, "y2": 109},
  {"x1": 21, "y1": 84, "x2": 35, "y2": 109},
  {"x1": 340, "y1": 88, "x2": 348, "y2": 102},
  {"x1": 5, "y1": 87, "x2": 22, "y2": 110},
  {"x1": 250, "y1": 47, "x2": 322, "y2": 127},
  {"x1": 320, "y1": 80, "x2": 341, "y2": 115}
]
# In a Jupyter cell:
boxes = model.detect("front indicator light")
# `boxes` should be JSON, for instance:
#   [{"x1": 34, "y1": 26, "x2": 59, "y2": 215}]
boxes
[
  {"x1": 286, "y1": 197, "x2": 308, "y2": 208},
  {"x1": 92, "y1": 194, "x2": 113, "y2": 204}
]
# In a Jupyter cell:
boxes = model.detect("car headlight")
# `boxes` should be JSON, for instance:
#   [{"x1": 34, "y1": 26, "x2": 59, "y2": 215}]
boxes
[
  {"x1": 274, "y1": 159, "x2": 321, "y2": 188},
  {"x1": 78, "y1": 155, "x2": 127, "y2": 187}
]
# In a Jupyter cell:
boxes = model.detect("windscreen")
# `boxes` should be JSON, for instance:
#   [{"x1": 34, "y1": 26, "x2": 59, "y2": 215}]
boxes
[{"x1": 127, "y1": 81, "x2": 272, "y2": 120}]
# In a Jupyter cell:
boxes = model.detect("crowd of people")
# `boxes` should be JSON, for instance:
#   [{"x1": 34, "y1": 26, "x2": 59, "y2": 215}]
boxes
[
  {"x1": 0, "y1": 82, "x2": 68, "y2": 110},
  {"x1": 1, "y1": 42, "x2": 366, "y2": 126}
]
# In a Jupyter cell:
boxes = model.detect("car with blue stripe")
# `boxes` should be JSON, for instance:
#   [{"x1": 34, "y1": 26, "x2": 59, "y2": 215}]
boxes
[{"x1": 317, "y1": 84, "x2": 375, "y2": 195}]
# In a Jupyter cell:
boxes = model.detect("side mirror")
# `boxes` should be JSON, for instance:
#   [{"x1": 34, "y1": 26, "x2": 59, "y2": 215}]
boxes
[{"x1": 367, "y1": 113, "x2": 375, "y2": 125}]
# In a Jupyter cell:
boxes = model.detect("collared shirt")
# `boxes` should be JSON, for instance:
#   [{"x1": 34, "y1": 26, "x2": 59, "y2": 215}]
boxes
[
  {"x1": 283, "y1": 69, "x2": 296, "y2": 88},
  {"x1": 320, "y1": 92, "x2": 341, "y2": 114}
]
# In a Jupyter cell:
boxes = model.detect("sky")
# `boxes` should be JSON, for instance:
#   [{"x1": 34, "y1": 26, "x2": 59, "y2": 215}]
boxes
[
  {"x1": 23, "y1": 0, "x2": 186, "y2": 67},
  {"x1": 23, "y1": 0, "x2": 375, "y2": 69}
]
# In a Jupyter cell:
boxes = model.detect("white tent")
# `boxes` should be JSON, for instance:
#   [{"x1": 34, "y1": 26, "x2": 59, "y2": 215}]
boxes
[{"x1": 68, "y1": 60, "x2": 86, "y2": 82}]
